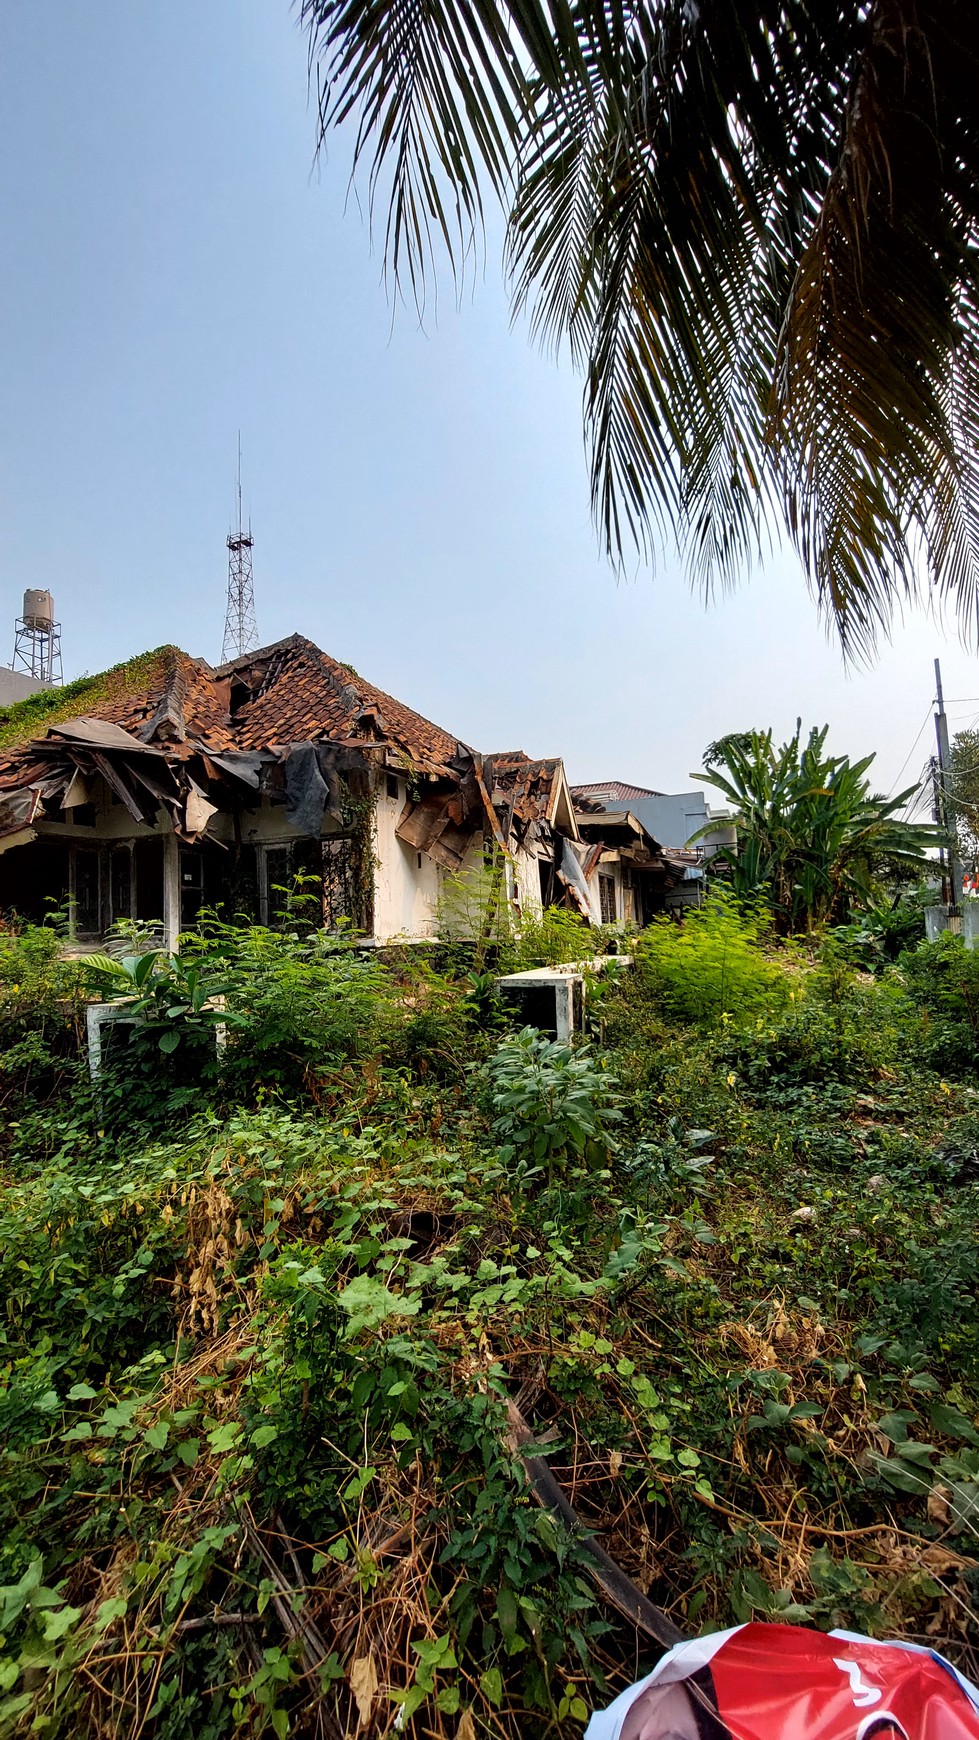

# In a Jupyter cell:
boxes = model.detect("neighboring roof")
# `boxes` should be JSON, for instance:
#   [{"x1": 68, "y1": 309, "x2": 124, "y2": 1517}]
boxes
[{"x1": 572, "y1": 779, "x2": 662, "y2": 801}]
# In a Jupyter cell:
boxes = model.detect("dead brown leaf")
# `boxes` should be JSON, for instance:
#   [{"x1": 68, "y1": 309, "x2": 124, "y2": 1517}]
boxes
[
  {"x1": 927, "y1": 1484, "x2": 952, "y2": 1527},
  {"x1": 349, "y1": 1654, "x2": 379, "y2": 1730}
]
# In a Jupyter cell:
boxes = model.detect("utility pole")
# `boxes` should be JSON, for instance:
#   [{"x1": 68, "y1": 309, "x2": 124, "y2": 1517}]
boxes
[
  {"x1": 930, "y1": 755, "x2": 948, "y2": 906},
  {"x1": 934, "y1": 657, "x2": 963, "y2": 912}
]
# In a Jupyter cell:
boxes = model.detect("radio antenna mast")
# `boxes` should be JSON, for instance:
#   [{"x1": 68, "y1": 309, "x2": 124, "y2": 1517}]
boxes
[{"x1": 221, "y1": 437, "x2": 258, "y2": 662}]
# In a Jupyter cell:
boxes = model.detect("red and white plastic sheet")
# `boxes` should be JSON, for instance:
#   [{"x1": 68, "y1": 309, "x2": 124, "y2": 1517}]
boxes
[{"x1": 585, "y1": 1623, "x2": 979, "y2": 1740}]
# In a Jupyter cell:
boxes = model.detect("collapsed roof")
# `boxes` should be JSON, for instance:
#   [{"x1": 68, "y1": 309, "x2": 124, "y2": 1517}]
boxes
[{"x1": 0, "y1": 637, "x2": 582, "y2": 864}]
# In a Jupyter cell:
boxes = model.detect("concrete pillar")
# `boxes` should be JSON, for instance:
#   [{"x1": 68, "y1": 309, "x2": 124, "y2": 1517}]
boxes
[
  {"x1": 554, "y1": 978, "x2": 574, "y2": 1043},
  {"x1": 162, "y1": 832, "x2": 180, "y2": 953}
]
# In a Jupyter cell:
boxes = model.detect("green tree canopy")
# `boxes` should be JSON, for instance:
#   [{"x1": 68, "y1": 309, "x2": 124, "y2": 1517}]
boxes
[
  {"x1": 695, "y1": 723, "x2": 941, "y2": 930},
  {"x1": 303, "y1": 0, "x2": 979, "y2": 652},
  {"x1": 948, "y1": 728, "x2": 979, "y2": 873}
]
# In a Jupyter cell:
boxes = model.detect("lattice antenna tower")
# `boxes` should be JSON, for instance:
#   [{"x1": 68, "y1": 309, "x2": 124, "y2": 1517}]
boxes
[{"x1": 221, "y1": 439, "x2": 259, "y2": 663}]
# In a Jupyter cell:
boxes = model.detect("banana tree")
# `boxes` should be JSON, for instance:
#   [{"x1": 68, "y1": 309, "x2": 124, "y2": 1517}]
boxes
[{"x1": 694, "y1": 724, "x2": 942, "y2": 930}]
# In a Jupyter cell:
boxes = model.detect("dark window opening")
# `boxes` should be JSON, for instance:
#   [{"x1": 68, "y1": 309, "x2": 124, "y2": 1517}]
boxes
[
  {"x1": 264, "y1": 846, "x2": 292, "y2": 926},
  {"x1": 321, "y1": 837, "x2": 358, "y2": 931},
  {"x1": 0, "y1": 840, "x2": 70, "y2": 926},
  {"x1": 538, "y1": 858, "x2": 556, "y2": 906},
  {"x1": 386, "y1": 773, "x2": 400, "y2": 801},
  {"x1": 72, "y1": 850, "x2": 100, "y2": 935},
  {"x1": 598, "y1": 874, "x2": 617, "y2": 925},
  {"x1": 179, "y1": 843, "x2": 231, "y2": 930},
  {"x1": 263, "y1": 837, "x2": 371, "y2": 934},
  {"x1": 110, "y1": 848, "x2": 132, "y2": 922},
  {"x1": 180, "y1": 848, "x2": 206, "y2": 928},
  {"x1": 134, "y1": 838, "x2": 164, "y2": 924},
  {"x1": 72, "y1": 804, "x2": 97, "y2": 829}
]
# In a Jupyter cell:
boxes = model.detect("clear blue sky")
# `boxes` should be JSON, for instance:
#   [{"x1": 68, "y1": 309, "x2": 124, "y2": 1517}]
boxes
[{"x1": 1, "y1": 0, "x2": 977, "y2": 799}]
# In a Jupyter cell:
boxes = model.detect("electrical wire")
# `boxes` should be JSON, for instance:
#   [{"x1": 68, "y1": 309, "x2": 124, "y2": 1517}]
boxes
[{"x1": 890, "y1": 704, "x2": 936, "y2": 797}]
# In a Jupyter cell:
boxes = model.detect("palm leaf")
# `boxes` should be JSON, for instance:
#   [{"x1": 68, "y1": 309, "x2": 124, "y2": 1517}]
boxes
[{"x1": 305, "y1": 0, "x2": 979, "y2": 645}]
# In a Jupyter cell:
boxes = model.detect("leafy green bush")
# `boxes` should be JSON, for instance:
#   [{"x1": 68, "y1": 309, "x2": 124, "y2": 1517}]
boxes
[
  {"x1": 715, "y1": 945, "x2": 917, "y2": 1101},
  {"x1": 477, "y1": 1026, "x2": 621, "y2": 1189},
  {"x1": 211, "y1": 922, "x2": 392, "y2": 1100},
  {"x1": 0, "y1": 924, "x2": 84, "y2": 1117},
  {"x1": 899, "y1": 932, "x2": 979, "y2": 1077},
  {"x1": 83, "y1": 923, "x2": 399, "y2": 1117},
  {"x1": 825, "y1": 897, "x2": 928, "y2": 969},
  {"x1": 82, "y1": 946, "x2": 238, "y2": 1128},
  {"x1": 511, "y1": 905, "x2": 602, "y2": 969},
  {"x1": 636, "y1": 894, "x2": 790, "y2": 1027},
  {"x1": 377, "y1": 957, "x2": 479, "y2": 1083}
]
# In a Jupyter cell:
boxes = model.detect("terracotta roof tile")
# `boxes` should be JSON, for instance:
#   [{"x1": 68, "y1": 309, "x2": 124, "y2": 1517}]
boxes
[
  {"x1": 218, "y1": 635, "x2": 464, "y2": 773},
  {"x1": 0, "y1": 634, "x2": 465, "y2": 785}
]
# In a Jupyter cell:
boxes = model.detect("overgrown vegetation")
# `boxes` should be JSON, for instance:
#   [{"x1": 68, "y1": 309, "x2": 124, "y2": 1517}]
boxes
[
  {"x1": 0, "y1": 648, "x2": 175, "y2": 751},
  {"x1": 1, "y1": 895, "x2": 978, "y2": 1738}
]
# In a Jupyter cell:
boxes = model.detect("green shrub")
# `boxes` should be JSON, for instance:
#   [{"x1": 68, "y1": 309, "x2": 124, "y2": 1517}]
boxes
[
  {"x1": 511, "y1": 905, "x2": 602, "y2": 969},
  {"x1": 899, "y1": 932, "x2": 979, "y2": 1077},
  {"x1": 636, "y1": 894, "x2": 790, "y2": 1028},
  {"x1": 378, "y1": 957, "x2": 497, "y2": 1086},
  {"x1": 83, "y1": 922, "x2": 397, "y2": 1115},
  {"x1": 435, "y1": 858, "x2": 513, "y2": 961},
  {"x1": 210, "y1": 922, "x2": 393, "y2": 1100},
  {"x1": 715, "y1": 946, "x2": 918, "y2": 1101},
  {"x1": 0, "y1": 924, "x2": 84, "y2": 1118},
  {"x1": 476, "y1": 1026, "x2": 621, "y2": 1188}
]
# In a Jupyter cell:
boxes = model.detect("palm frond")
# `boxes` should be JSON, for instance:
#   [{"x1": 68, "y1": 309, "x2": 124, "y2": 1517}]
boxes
[
  {"x1": 304, "y1": 0, "x2": 979, "y2": 646},
  {"x1": 772, "y1": 0, "x2": 979, "y2": 651}
]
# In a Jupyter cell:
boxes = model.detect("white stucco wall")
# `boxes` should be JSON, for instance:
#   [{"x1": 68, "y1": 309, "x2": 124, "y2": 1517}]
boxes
[
  {"x1": 371, "y1": 776, "x2": 442, "y2": 941},
  {"x1": 32, "y1": 769, "x2": 563, "y2": 946},
  {"x1": 511, "y1": 844, "x2": 546, "y2": 919}
]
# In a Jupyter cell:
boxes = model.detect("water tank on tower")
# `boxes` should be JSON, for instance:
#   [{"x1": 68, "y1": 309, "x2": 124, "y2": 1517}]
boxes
[
  {"x1": 11, "y1": 589, "x2": 62, "y2": 687},
  {"x1": 22, "y1": 590, "x2": 55, "y2": 631}
]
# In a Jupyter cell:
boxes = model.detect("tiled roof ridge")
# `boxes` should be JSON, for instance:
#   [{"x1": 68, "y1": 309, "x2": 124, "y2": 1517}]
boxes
[
  {"x1": 211, "y1": 632, "x2": 468, "y2": 770},
  {"x1": 138, "y1": 647, "x2": 214, "y2": 743},
  {"x1": 212, "y1": 631, "x2": 309, "y2": 677},
  {"x1": 490, "y1": 752, "x2": 561, "y2": 769},
  {"x1": 572, "y1": 778, "x2": 663, "y2": 798}
]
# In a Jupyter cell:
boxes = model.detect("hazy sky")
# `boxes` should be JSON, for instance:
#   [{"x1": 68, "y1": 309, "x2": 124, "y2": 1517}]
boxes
[{"x1": 2, "y1": 1, "x2": 978, "y2": 803}]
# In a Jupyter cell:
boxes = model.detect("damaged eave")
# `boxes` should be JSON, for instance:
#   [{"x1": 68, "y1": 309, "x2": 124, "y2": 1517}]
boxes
[
  {"x1": 0, "y1": 716, "x2": 241, "y2": 846},
  {"x1": 546, "y1": 763, "x2": 580, "y2": 840},
  {"x1": 573, "y1": 806, "x2": 662, "y2": 853}
]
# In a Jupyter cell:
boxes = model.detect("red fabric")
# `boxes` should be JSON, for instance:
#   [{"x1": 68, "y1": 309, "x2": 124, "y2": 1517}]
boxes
[{"x1": 706, "y1": 1625, "x2": 979, "y2": 1739}]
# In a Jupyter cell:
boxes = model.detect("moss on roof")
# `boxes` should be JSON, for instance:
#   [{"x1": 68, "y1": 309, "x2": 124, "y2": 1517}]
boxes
[{"x1": 0, "y1": 647, "x2": 178, "y2": 752}]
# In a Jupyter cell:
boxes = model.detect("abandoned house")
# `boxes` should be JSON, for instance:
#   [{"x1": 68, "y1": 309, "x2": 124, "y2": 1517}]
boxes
[{"x1": 0, "y1": 634, "x2": 684, "y2": 947}]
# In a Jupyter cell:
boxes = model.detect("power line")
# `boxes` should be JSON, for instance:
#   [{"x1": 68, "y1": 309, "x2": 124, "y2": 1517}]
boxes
[
  {"x1": 903, "y1": 761, "x2": 935, "y2": 820},
  {"x1": 890, "y1": 703, "x2": 936, "y2": 797}
]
